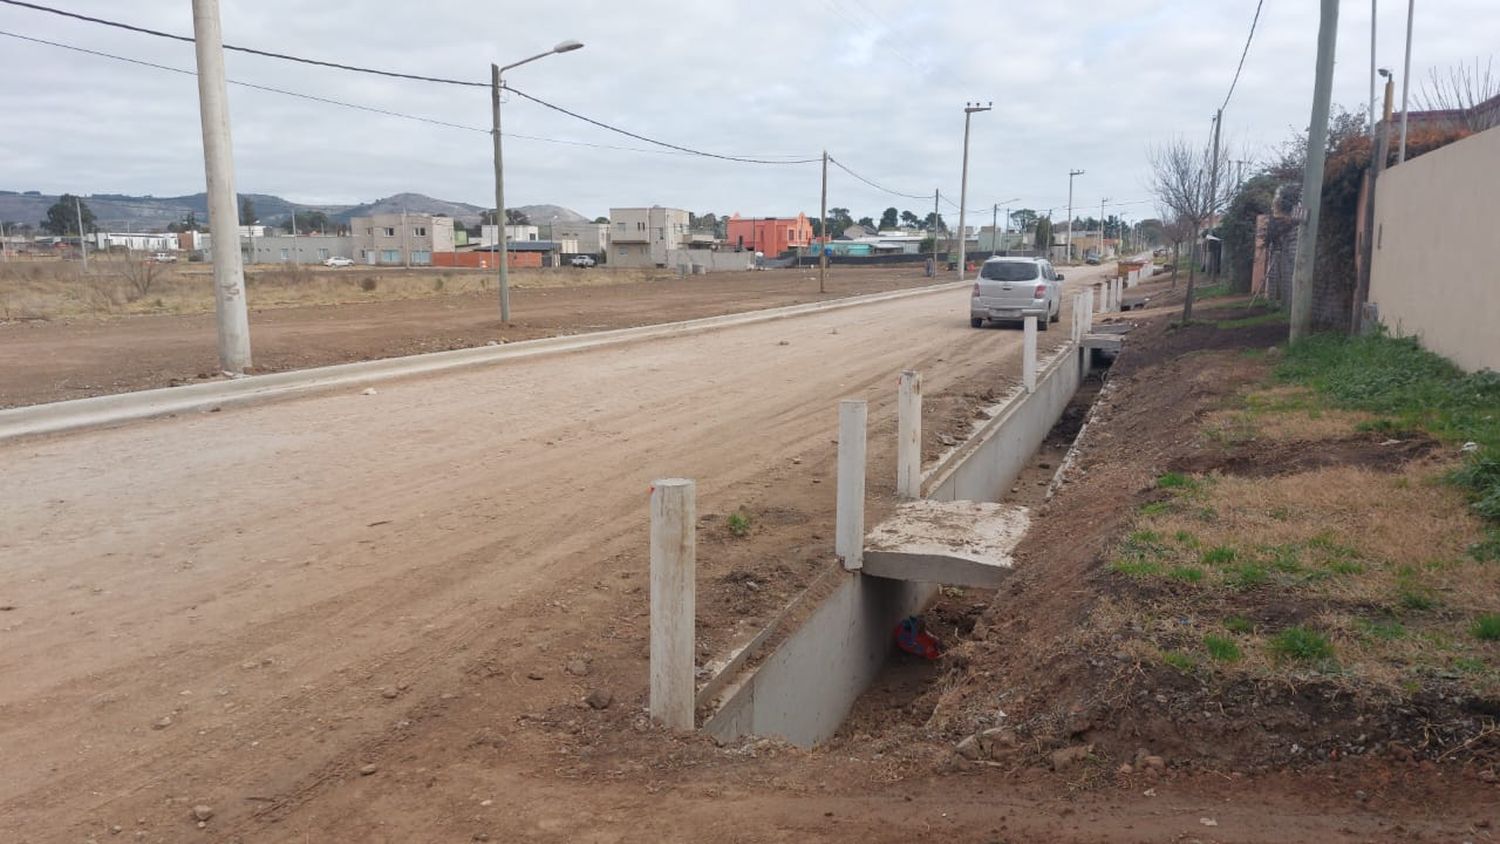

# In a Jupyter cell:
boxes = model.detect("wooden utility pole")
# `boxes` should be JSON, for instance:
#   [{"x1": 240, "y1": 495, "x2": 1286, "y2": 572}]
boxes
[{"x1": 1291, "y1": 0, "x2": 1341, "y2": 341}]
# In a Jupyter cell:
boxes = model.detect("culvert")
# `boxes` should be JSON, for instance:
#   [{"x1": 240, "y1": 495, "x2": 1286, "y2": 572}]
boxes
[{"x1": 699, "y1": 314, "x2": 1125, "y2": 747}]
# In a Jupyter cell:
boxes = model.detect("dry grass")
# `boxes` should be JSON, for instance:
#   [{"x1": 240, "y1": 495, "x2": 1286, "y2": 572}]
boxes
[
  {"x1": 1203, "y1": 384, "x2": 1376, "y2": 443},
  {"x1": 0, "y1": 257, "x2": 675, "y2": 320}
]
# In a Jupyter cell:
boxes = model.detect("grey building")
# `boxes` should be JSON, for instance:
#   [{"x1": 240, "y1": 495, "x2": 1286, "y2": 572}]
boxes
[
  {"x1": 247, "y1": 234, "x2": 355, "y2": 264},
  {"x1": 350, "y1": 213, "x2": 456, "y2": 266}
]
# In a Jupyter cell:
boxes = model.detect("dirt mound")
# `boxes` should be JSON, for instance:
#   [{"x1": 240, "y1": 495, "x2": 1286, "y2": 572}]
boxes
[{"x1": 1171, "y1": 432, "x2": 1438, "y2": 477}]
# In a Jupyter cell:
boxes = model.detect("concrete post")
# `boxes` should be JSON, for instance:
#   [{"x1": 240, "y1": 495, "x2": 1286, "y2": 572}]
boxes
[
  {"x1": 1023, "y1": 316, "x2": 1038, "y2": 393},
  {"x1": 650, "y1": 478, "x2": 696, "y2": 730},
  {"x1": 1083, "y1": 288, "x2": 1094, "y2": 334},
  {"x1": 896, "y1": 371, "x2": 921, "y2": 500},
  {"x1": 1097, "y1": 282, "x2": 1107, "y2": 315},
  {"x1": 836, "y1": 399, "x2": 867, "y2": 570}
]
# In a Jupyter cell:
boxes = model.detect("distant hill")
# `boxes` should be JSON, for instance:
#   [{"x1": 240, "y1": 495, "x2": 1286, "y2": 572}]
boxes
[
  {"x1": 0, "y1": 190, "x2": 512, "y2": 231},
  {"x1": 517, "y1": 204, "x2": 590, "y2": 226}
]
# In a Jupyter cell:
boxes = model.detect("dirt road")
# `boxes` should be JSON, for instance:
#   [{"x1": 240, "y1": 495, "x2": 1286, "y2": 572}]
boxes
[
  {"x1": 0, "y1": 268, "x2": 947, "y2": 408},
  {"x1": 0, "y1": 267, "x2": 1118, "y2": 841}
]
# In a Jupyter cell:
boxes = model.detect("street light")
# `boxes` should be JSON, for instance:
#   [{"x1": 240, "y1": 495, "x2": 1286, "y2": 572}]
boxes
[
  {"x1": 989, "y1": 197, "x2": 1020, "y2": 257},
  {"x1": 957, "y1": 102, "x2": 992, "y2": 281},
  {"x1": 492, "y1": 40, "x2": 584, "y2": 322},
  {"x1": 1066, "y1": 169, "x2": 1085, "y2": 263}
]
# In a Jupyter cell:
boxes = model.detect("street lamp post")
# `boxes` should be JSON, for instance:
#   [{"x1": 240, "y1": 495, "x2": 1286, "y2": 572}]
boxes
[
  {"x1": 1066, "y1": 169, "x2": 1085, "y2": 263},
  {"x1": 492, "y1": 39, "x2": 583, "y2": 323},
  {"x1": 957, "y1": 102, "x2": 991, "y2": 281}
]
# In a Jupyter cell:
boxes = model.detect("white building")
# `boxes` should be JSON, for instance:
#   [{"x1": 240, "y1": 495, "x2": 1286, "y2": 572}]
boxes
[
  {"x1": 609, "y1": 206, "x2": 689, "y2": 268},
  {"x1": 541, "y1": 221, "x2": 609, "y2": 256},
  {"x1": 91, "y1": 232, "x2": 178, "y2": 252},
  {"x1": 479, "y1": 224, "x2": 541, "y2": 247},
  {"x1": 247, "y1": 235, "x2": 356, "y2": 265}
]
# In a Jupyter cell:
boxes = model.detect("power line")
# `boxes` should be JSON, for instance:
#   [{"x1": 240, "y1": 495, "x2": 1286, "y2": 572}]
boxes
[
  {"x1": 826, "y1": 157, "x2": 933, "y2": 201},
  {"x1": 0, "y1": 0, "x2": 488, "y2": 87},
  {"x1": 1220, "y1": 0, "x2": 1265, "y2": 112},
  {"x1": 0, "y1": 29, "x2": 726, "y2": 159},
  {"x1": 502, "y1": 85, "x2": 820, "y2": 165},
  {"x1": 0, "y1": 0, "x2": 821, "y2": 166}
]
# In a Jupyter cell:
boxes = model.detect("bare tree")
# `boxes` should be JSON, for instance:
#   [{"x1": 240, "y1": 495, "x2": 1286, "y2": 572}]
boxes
[
  {"x1": 1416, "y1": 57, "x2": 1500, "y2": 132},
  {"x1": 118, "y1": 251, "x2": 162, "y2": 300},
  {"x1": 1158, "y1": 209, "x2": 1196, "y2": 291},
  {"x1": 1148, "y1": 137, "x2": 1234, "y2": 321}
]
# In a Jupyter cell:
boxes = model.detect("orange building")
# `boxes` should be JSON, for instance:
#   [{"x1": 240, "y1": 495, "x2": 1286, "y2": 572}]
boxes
[{"x1": 725, "y1": 213, "x2": 813, "y2": 257}]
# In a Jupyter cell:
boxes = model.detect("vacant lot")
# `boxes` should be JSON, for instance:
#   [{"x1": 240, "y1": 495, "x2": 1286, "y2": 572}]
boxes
[{"x1": 0, "y1": 261, "x2": 947, "y2": 408}]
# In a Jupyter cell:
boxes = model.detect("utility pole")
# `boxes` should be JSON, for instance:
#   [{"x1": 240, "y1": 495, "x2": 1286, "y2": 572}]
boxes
[
  {"x1": 1291, "y1": 0, "x2": 1341, "y2": 341},
  {"x1": 991, "y1": 203, "x2": 999, "y2": 257},
  {"x1": 819, "y1": 150, "x2": 828, "y2": 293},
  {"x1": 1208, "y1": 108, "x2": 1223, "y2": 278},
  {"x1": 1099, "y1": 196, "x2": 1109, "y2": 260},
  {"x1": 74, "y1": 195, "x2": 88, "y2": 272},
  {"x1": 1065, "y1": 169, "x2": 1084, "y2": 263},
  {"x1": 289, "y1": 207, "x2": 298, "y2": 265},
  {"x1": 491, "y1": 63, "x2": 510, "y2": 321},
  {"x1": 1369, "y1": 0, "x2": 1378, "y2": 135},
  {"x1": 190, "y1": 0, "x2": 251, "y2": 374},
  {"x1": 1398, "y1": 0, "x2": 1415, "y2": 163},
  {"x1": 1355, "y1": 70, "x2": 1395, "y2": 332},
  {"x1": 931, "y1": 189, "x2": 940, "y2": 270},
  {"x1": 957, "y1": 102, "x2": 991, "y2": 281}
]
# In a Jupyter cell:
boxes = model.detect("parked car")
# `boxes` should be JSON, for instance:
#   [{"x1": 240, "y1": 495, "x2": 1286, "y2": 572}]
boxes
[
  {"x1": 323, "y1": 256, "x2": 355, "y2": 267},
  {"x1": 569, "y1": 255, "x2": 597, "y2": 268},
  {"x1": 150, "y1": 252, "x2": 178, "y2": 263},
  {"x1": 969, "y1": 256, "x2": 1063, "y2": 330}
]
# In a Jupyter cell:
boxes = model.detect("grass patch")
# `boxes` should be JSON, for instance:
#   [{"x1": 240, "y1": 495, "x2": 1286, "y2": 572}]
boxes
[
  {"x1": 1168, "y1": 566, "x2": 1205, "y2": 583},
  {"x1": 1279, "y1": 332, "x2": 1500, "y2": 531},
  {"x1": 1216, "y1": 309, "x2": 1287, "y2": 330},
  {"x1": 1201, "y1": 545, "x2": 1237, "y2": 565},
  {"x1": 1472, "y1": 613, "x2": 1500, "y2": 641},
  {"x1": 1227, "y1": 564, "x2": 1270, "y2": 589},
  {"x1": 1225, "y1": 616, "x2": 1254, "y2": 634},
  {"x1": 1269, "y1": 627, "x2": 1334, "y2": 662},
  {"x1": 1139, "y1": 500, "x2": 1174, "y2": 516},
  {"x1": 1156, "y1": 472, "x2": 1198, "y2": 491},
  {"x1": 1162, "y1": 650, "x2": 1195, "y2": 671},
  {"x1": 1112, "y1": 558, "x2": 1163, "y2": 578},
  {"x1": 1203, "y1": 634, "x2": 1243, "y2": 662},
  {"x1": 1192, "y1": 282, "x2": 1233, "y2": 300},
  {"x1": 1358, "y1": 619, "x2": 1408, "y2": 641}
]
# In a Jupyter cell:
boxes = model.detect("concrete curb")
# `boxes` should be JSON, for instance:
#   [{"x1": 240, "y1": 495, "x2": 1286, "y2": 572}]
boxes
[{"x1": 0, "y1": 280, "x2": 968, "y2": 443}]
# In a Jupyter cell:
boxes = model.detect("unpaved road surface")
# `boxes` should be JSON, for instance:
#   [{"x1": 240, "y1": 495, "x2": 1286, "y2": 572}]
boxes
[
  {"x1": 0, "y1": 268, "x2": 947, "y2": 409},
  {"x1": 0, "y1": 267, "x2": 1117, "y2": 841}
]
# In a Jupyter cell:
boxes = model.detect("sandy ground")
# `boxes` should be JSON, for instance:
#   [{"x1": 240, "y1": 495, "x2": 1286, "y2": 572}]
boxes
[
  {"x1": 0, "y1": 267, "x2": 949, "y2": 409},
  {"x1": 0, "y1": 266, "x2": 1115, "y2": 841}
]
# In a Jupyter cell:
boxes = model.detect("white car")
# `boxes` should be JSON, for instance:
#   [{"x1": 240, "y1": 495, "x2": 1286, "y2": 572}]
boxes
[
  {"x1": 324, "y1": 256, "x2": 355, "y2": 267},
  {"x1": 150, "y1": 252, "x2": 178, "y2": 263},
  {"x1": 970, "y1": 256, "x2": 1063, "y2": 330},
  {"x1": 569, "y1": 255, "x2": 597, "y2": 268}
]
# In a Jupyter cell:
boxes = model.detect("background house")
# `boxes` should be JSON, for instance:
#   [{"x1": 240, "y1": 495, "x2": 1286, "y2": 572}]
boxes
[
  {"x1": 541, "y1": 221, "x2": 610, "y2": 257},
  {"x1": 725, "y1": 213, "x2": 812, "y2": 256},
  {"x1": 351, "y1": 213, "x2": 455, "y2": 266},
  {"x1": 609, "y1": 206, "x2": 689, "y2": 267}
]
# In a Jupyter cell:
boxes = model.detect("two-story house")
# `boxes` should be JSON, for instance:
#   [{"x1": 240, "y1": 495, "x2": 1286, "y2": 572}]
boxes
[
  {"x1": 608, "y1": 206, "x2": 689, "y2": 268},
  {"x1": 351, "y1": 213, "x2": 456, "y2": 266}
]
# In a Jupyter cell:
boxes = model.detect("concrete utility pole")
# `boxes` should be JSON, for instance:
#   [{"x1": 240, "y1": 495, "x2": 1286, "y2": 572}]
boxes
[
  {"x1": 492, "y1": 40, "x2": 583, "y2": 323},
  {"x1": 991, "y1": 203, "x2": 999, "y2": 257},
  {"x1": 1398, "y1": 0, "x2": 1415, "y2": 163},
  {"x1": 1291, "y1": 0, "x2": 1341, "y2": 341},
  {"x1": 1370, "y1": 0, "x2": 1378, "y2": 135},
  {"x1": 190, "y1": 0, "x2": 251, "y2": 374},
  {"x1": 931, "y1": 189, "x2": 940, "y2": 270},
  {"x1": 957, "y1": 102, "x2": 991, "y2": 281},
  {"x1": 74, "y1": 196, "x2": 88, "y2": 272},
  {"x1": 819, "y1": 150, "x2": 828, "y2": 293},
  {"x1": 1208, "y1": 108, "x2": 1223, "y2": 278},
  {"x1": 1099, "y1": 196, "x2": 1109, "y2": 259},
  {"x1": 1066, "y1": 169, "x2": 1085, "y2": 263},
  {"x1": 1355, "y1": 70, "x2": 1396, "y2": 332}
]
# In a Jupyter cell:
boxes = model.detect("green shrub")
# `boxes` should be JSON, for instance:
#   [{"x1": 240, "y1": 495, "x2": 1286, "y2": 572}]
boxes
[
  {"x1": 1224, "y1": 616, "x2": 1254, "y2": 634},
  {"x1": 1168, "y1": 566, "x2": 1204, "y2": 583},
  {"x1": 1162, "y1": 650, "x2": 1195, "y2": 671},
  {"x1": 1202, "y1": 546, "x2": 1238, "y2": 565},
  {"x1": 1156, "y1": 472, "x2": 1196, "y2": 490},
  {"x1": 726, "y1": 511, "x2": 751, "y2": 538},
  {"x1": 1471, "y1": 613, "x2": 1500, "y2": 641}
]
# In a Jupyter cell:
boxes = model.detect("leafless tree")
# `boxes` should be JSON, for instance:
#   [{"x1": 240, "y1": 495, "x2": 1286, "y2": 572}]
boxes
[
  {"x1": 1416, "y1": 57, "x2": 1500, "y2": 132},
  {"x1": 1148, "y1": 137, "x2": 1234, "y2": 321},
  {"x1": 1158, "y1": 209, "x2": 1197, "y2": 290},
  {"x1": 117, "y1": 251, "x2": 162, "y2": 300}
]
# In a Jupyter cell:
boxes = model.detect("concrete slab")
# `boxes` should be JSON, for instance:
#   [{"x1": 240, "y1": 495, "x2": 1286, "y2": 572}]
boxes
[
  {"x1": 861, "y1": 499, "x2": 1029, "y2": 588},
  {"x1": 1081, "y1": 333, "x2": 1124, "y2": 353}
]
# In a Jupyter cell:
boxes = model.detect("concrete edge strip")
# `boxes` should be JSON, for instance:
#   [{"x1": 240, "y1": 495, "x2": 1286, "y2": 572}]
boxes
[
  {"x1": 920, "y1": 341, "x2": 1079, "y2": 497},
  {"x1": 0, "y1": 280, "x2": 967, "y2": 442}
]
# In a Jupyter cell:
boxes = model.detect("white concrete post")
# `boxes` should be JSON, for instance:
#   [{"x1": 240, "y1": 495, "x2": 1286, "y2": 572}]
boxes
[
  {"x1": 1117, "y1": 278, "x2": 1125, "y2": 309},
  {"x1": 1097, "y1": 282, "x2": 1107, "y2": 314},
  {"x1": 1083, "y1": 288, "x2": 1094, "y2": 334},
  {"x1": 896, "y1": 371, "x2": 921, "y2": 500},
  {"x1": 836, "y1": 399, "x2": 867, "y2": 570},
  {"x1": 1023, "y1": 316, "x2": 1038, "y2": 393},
  {"x1": 650, "y1": 478, "x2": 696, "y2": 730}
]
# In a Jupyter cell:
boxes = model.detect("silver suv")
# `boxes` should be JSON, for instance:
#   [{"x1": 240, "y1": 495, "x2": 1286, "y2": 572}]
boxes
[{"x1": 969, "y1": 257, "x2": 1063, "y2": 330}]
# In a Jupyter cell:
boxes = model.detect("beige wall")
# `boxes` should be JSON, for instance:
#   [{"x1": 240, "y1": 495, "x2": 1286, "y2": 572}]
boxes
[{"x1": 1370, "y1": 126, "x2": 1500, "y2": 372}]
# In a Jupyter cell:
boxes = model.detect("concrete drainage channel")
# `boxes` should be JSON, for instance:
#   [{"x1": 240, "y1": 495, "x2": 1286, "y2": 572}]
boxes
[{"x1": 659, "y1": 279, "x2": 1137, "y2": 748}]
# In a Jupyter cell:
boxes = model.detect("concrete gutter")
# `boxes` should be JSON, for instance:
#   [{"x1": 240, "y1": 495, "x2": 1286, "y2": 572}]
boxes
[{"x1": 0, "y1": 280, "x2": 967, "y2": 443}]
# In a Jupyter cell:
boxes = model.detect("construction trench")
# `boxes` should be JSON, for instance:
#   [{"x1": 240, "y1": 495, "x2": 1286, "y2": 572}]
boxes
[{"x1": 649, "y1": 270, "x2": 1148, "y2": 747}]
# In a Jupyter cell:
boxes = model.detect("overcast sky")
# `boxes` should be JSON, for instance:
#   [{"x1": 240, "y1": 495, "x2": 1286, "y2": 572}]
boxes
[{"x1": 1, "y1": 1, "x2": 1496, "y2": 223}]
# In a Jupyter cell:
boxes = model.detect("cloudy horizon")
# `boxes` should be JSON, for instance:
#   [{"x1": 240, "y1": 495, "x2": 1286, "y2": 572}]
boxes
[{"x1": 1, "y1": 0, "x2": 1496, "y2": 224}]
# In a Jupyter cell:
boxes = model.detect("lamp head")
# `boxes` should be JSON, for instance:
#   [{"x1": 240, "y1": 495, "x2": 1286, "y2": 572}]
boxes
[{"x1": 553, "y1": 40, "x2": 584, "y2": 53}]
